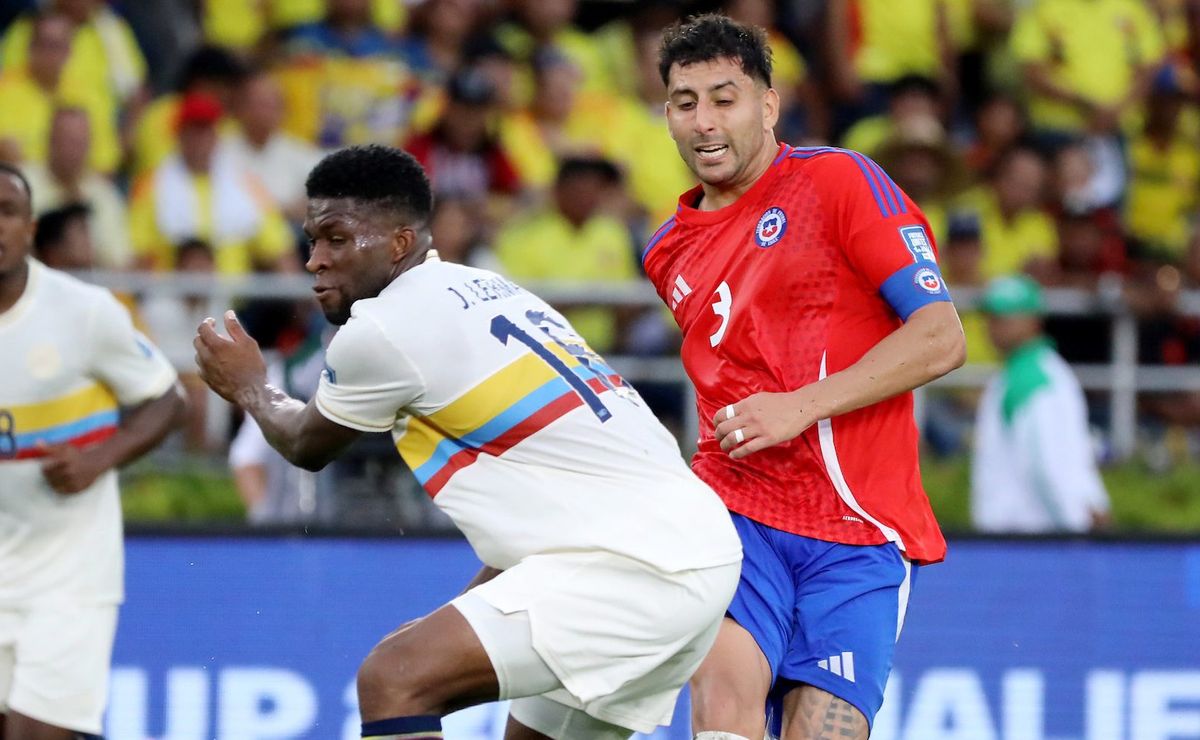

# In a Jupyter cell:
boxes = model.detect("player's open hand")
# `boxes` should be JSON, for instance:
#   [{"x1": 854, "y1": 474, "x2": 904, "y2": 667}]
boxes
[
  {"x1": 194, "y1": 311, "x2": 267, "y2": 405},
  {"x1": 713, "y1": 392, "x2": 814, "y2": 459},
  {"x1": 39, "y1": 441, "x2": 104, "y2": 493}
]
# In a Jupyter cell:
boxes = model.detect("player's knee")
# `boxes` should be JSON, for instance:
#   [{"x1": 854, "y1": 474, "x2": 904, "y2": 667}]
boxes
[
  {"x1": 690, "y1": 665, "x2": 763, "y2": 716},
  {"x1": 357, "y1": 646, "x2": 436, "y2": 717}
]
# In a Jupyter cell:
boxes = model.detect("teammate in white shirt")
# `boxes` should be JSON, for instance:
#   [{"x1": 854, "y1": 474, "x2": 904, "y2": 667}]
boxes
[
  {"x1": 193, "y1": 145, "x2": 742, "y2": 740},
  {"x1": 0, "y1": 163, "x2": 187, "y2": 740}
]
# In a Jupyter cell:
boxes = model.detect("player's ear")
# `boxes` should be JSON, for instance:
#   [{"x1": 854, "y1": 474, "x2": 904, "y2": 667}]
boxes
[
  {"x1": 761, "y1": 86, "x2": 780, "y2": 132},
  {"x1": 391, "y1": 225, "x2": 415, "y2": 263}
]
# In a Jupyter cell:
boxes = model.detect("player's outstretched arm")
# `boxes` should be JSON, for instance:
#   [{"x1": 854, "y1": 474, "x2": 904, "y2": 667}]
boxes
[
  {"x1": 40, "y1": 383, "x2": 188, "y2": 494},
  {"x1": 194, "y1": 311, "x2": 361, "y2": 471},
  {"x1": 715, "y1": 302, "x2": 965, "y2": 459}
]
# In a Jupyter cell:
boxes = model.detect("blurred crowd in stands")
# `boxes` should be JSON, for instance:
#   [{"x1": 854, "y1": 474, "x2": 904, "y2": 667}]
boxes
[{"x1": 3, "y1": 0, "x2": 1200, "y2": 520}]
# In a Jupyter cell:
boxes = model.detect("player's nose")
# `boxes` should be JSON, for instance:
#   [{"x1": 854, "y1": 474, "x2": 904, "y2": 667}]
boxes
[{"x1": 692, "y1": 101, "x2": 718, "y2": 133}]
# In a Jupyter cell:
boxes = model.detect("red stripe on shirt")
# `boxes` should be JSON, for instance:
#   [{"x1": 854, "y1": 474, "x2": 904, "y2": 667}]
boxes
[{"x1": 9, "y1": 425, "x2": 118, "y2": 461}]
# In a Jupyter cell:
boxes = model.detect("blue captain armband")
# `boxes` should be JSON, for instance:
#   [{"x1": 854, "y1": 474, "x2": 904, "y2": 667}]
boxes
[{"x1": 879, "y1": 262, "x2": 952, "y2": 321}]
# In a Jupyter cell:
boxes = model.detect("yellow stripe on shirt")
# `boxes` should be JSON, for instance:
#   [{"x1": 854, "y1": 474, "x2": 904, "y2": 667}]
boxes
[
  {"x1": 397, "y1": 346, "x2": 583, "y2": 471},
  {"x1": 6, "y1": 382, "x2": 119, "y2": 433}
]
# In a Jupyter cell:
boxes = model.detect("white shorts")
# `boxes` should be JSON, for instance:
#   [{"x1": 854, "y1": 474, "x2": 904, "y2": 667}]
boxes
[
  {"x1": 0, "y1": 602, "x2": 118, "y2": 734},
  {"x1": 451, "y1": 551, "x2": 740, "y2": 736}
]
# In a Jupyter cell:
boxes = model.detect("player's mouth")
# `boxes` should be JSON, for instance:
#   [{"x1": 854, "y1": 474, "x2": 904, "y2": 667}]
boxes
[
  {"x1": 694, "y1": 143, "x2": 729, "y2": 163},
  {"x1": 313, "y1": 285, "x2": 337, "y2": 303}
]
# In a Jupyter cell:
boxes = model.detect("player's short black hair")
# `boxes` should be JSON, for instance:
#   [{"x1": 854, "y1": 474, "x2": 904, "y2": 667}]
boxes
[
  {"x1": 305, "y1": 145, "x2": 434, "y2": 226},
  {"x1": 0, "y1": 162, "x2": 32, "y2": 208},
  {"x1": 34, "y1": 202, "x2": 89, "y2": 254},
  {"x1": 658, "y1": 13, "x2": 772, "y2": 88}
]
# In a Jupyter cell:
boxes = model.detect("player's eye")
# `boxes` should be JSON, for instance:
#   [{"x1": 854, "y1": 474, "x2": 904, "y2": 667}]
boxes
[
  {"x1": 716, "y1": 99, "x2": 734, "y2": 106},
  {"x1": 678, "y1": 101, "x2": 696, "y2": 111}
]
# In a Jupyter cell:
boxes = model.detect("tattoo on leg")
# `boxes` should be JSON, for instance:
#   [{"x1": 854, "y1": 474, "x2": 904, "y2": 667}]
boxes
[{"x1": 790, "y1": 689, "x2": 868, "y2": 740}]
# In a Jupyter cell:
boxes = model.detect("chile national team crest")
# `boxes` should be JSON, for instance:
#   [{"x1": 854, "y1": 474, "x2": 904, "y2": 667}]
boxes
[
  {"x1": 755, "y1": 207, "x2": 787, "y2": 248},
  {"x1": 914, "y1": 267, "x2": 944, "y2": 294}
]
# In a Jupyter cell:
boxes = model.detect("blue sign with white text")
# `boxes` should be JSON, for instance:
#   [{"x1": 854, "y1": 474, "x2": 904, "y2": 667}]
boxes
[{"x1": 108, "y1": 538, "x2": 1200, "y2": 739}]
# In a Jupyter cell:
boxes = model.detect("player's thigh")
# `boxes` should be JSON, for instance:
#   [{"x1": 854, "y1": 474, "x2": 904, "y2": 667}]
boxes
[
  {"x1": 356, "y1": 601, "x2": 502, "y2": 718},
  {"x1": 691, "y1": 514, "x2": 793, "y2": 735},
  {"x1": 690, "y1": 617, "x2": 774, "y2": 736},
  {"x1": 776, "y1": 542, "x2": 915, "y2": 732},
  {"x1": 779, "y1": 684, "x2": 868, "y2": 740},
  {"x1": 3, "y1": 709, "x2": 80, "y2": 740},
  {"x1": 506, "y1": 695, "x2": 632, "y2": 740},
  {"x1": 4, "y1": 603, "x2": 117, "y2": 736}
]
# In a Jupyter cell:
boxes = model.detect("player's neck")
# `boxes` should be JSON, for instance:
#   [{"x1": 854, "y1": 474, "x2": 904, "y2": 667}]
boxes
[
  {"x1": 697, "y1": 140, "x2": 778, "y2": 211},
  {"x1": 0, "y1": 259, "x2": 30, "y2": 315}
]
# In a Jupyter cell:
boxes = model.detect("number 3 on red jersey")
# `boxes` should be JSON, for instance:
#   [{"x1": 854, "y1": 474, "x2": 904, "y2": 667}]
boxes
[{"x1": 710, "y1": 281, "x2": 732, "y2": 347}]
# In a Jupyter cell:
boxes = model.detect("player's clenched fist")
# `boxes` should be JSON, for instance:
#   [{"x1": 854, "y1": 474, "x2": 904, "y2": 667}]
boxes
[
  {"x1": 713, "y1": 392, "x2": 815, "y2": 460},
  {"x1": 194, "y1": 311, "x2": 267, "y2": 405},
  {"x1": 39, "y1": 441, "x2": 104, "y2": 494}
]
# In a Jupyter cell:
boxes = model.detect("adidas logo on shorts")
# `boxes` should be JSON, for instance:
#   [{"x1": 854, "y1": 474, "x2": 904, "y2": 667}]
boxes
[{"x1": 817, "y1": 651, "x2": 856, "y2": 682}]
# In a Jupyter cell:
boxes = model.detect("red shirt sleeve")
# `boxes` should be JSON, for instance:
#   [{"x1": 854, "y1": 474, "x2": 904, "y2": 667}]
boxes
[{"x1": 809, "y1": 150, "x2": 951, "y2": 320}]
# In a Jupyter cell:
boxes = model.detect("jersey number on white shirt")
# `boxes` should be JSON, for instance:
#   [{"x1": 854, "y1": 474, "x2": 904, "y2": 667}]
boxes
[{"x1": 490, "y1": 314, "x2": 613, "y2": 422}]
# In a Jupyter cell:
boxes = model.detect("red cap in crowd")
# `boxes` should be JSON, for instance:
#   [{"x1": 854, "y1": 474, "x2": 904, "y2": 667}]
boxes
[{"x1": 175, "y1": 92, "x2": 224, "y2": 130}]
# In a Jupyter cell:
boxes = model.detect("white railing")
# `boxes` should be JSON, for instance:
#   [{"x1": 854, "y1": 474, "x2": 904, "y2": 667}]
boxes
[{"x1": 79, "y1": 271, "x2": 1200, "y2": 460}]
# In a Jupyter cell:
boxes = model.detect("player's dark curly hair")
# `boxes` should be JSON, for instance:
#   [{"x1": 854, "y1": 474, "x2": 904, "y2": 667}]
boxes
[
  {"x1": 658, "y1": 13, "x2": 772, "y2": 88},
  {"x1": 305, "y1": 145, "x2": 434, "y2": 226}
]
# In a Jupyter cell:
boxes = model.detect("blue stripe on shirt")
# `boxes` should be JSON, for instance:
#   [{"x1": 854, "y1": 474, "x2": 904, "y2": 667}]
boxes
[
  {"x1": 641, "y1": 216, "x2": 677, "y2": 264},
  {"x1": 789, "y1": 146, "x2": 892, "y2": 218}
]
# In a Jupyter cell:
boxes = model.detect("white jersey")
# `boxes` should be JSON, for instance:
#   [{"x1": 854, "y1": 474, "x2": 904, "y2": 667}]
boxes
[
  {"x1": 316, "y1": 253, "x2": 741, "y2": 573},
  {"x1": 0, "y1": 260, "x2": 177, "y2": 606},
  {"x1": 971, "y1": 339, "x2": 1110, "y2": 533}
]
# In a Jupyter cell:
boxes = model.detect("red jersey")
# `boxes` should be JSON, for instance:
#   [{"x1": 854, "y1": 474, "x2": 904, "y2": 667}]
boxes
[{"x1": 642, "y1": 143, "x2": 949, "y2": 563}]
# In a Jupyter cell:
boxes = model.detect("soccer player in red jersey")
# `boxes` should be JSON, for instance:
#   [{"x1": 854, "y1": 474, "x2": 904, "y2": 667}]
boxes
[{"x1": 645, "y1": 15, "x2": 967, "y2": 740}]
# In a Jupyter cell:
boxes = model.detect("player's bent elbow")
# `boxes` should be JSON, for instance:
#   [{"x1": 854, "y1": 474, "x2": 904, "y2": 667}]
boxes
[{"x1": 927, "y1": 321, "x2": 967, "y2": 378}]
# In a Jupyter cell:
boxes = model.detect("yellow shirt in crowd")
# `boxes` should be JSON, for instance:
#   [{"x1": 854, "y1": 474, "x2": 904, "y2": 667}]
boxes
[
  {"x1": 499, "y1": 93, "x2": 693, "y2": 224},
  {"x1": 129, "y1": 172, "x2": 292, "y2": 275},
  {"x1": 0, "y1": 70, "x2": 121, "y2": 175},
  {"x1": 202, "y1": 0, "x2": 405, "y2": 51},
  {"x1": 494, "y1": 23, "x2": 613, "y2": 107},
  {"x1": 276, "y1": 56, "x2": 414, "y2": 148},
  {"x1": 1125, "y1": 133, "x2": 1200, "y2": 258},
  {"x1": 1009, "y1": 0, "x2": 1165, "y2": 133},
  {"x1": 1, "y1": 9, "x2": 145, "y2": 104},
  {"x1": 958, "y1": 187, "x2": 1059, "y2": 279},
  {"x1": 494, "y1": 209, "x2": 637, "y2": 353},
  {"x1": 851, "y1": 0, "x2": 945, "y2": 84}
]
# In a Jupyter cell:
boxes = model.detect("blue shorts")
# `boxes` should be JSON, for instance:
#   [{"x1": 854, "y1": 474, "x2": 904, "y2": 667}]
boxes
[{"x1": 726, "y1": 513, "x2": 918, "y2": 731}]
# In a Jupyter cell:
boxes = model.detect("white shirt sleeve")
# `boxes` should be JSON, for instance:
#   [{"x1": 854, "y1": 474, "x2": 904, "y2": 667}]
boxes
[
  {"x1": 314, "y1": 312, "x2": 425, "y2": 433},
  {"x1": 87, "y1": 290, "x2": 178, "y2": 406},
  {"x1": 1020, "y1": 376, "x2": 1110, "y2": 531}
]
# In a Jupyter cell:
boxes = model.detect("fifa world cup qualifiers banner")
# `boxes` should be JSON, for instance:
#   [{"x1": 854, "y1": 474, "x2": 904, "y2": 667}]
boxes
[{"x1": 109, "y1": 538, "x2": 1200, "y2": 740}]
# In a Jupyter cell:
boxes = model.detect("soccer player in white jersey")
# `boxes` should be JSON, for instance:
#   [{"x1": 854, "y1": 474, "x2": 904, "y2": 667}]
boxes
[
  {"x1": 0, "y1": 163, "x2": 187, "y2": 740},
  {"x1": 193, "y1": 145, "x2": 743, "y2": 740}
]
